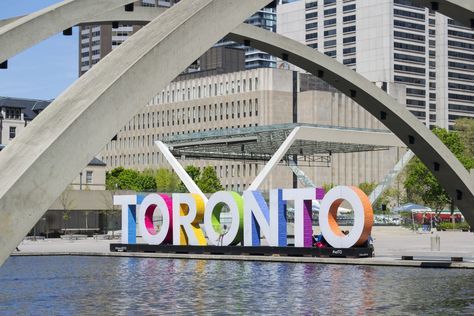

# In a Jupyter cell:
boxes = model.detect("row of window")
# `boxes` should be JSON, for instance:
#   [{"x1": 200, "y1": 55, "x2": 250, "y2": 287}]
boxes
[
  {"x1": 448, "y1": 40, "x2": 474, "y2": 51},
  {"x1": 395, "y1": 75, "x2": 425, "y2": 86},
  {"x1": 410, "y1": 110, "x2": 426, "y2": 118},
  {"x1": 449, "y1": 82, "x2": 474, "y2": 92},
  {"x1": 306, "y1": 1, "x2": 317, "y2": 9},
  {"x1": 406, "y1": 88, "x2": 425, "y2": 96},
  {"x1": 394, "y1": 64, "x2": 425, "y2": 74},
  {"x1": 343, "y1": 47, "x2": 356, "y2": 55},
  {"x1": 449, "y1": 114, "x2": 473, "y2": 122},
  {"x1": 125, "y1": 99, "x2": 260, "y2": 132},
  {"x1": 156, "y1": 77, "x2": 259, "y2": 104},
  {"x1": 406, "y1": 99, "x2": 425, "y2": 107},
  {"x1": 449, "y1": 61, "x2": 474, "y2": 71},
  {"x1": 394, "y1": 30, "x2": 425, "y2": 42},
  {"x1": 449, "y1": 50, "x2": 474, "y2": 61},
  {"x1": 394, "y1": 53, "x2": 425, "y2": 64},
  {"x1": 4, "y1": 108, "x2": 21, "y2": 120},
  {"x1": 343, "y1": 58, "x2": 356, "y2": 65},
  {"x1": 394, "y1": 41, "x2": 425, "y2": 53},
  {"x1": 316, "y1": 25, "x2": 356, "y2": 39},
  {"x1": 394, "y1": 8, "x2": 424, "y2": 21},
  {"x1": 449, "y1": 71, "x2": 474, "y2": 81},
  {"x1": 449, "y1": 93, "x2": 474, "y2": 102},
  {"x1": 394, "y1": 20, "x2": 425, "y2": 32},
  {"x1": 448, "y1": 29, "x2": 474, "y2": 40},
  {"x1": 449, "y1": 103, "x2": 474, "y2": 113}
]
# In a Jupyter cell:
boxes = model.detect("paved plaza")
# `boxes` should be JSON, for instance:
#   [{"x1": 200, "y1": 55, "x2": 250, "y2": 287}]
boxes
[{"x1": 14, "y1": 226, "x2": 474, "y2": 261}]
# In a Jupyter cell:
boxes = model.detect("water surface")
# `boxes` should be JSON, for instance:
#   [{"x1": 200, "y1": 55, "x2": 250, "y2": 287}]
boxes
[{"x1": 0, "y1": 256, "x2": 473, "y2": 315}]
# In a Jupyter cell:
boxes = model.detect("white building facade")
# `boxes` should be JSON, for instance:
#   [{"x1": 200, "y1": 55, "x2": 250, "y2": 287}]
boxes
[{"x1": 277, "y1": 0, "x2": 474, "y2": 130}]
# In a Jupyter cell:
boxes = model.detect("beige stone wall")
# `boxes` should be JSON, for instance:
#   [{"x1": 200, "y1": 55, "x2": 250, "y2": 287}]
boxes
[
  {"x1": 294, "y1": 84, "x2": 407, "y2": 188},
  {"x1": 70, "y1": 164, "x2": 106, "y2": 191},
  {"x1": 100, "y1": 68, "x2": 405, "y2": 192}
]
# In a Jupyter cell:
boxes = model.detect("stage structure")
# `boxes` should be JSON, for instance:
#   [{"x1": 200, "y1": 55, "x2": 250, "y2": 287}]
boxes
[{"x1": 0, "y1": 0, "x2": 473, "y2": 266}]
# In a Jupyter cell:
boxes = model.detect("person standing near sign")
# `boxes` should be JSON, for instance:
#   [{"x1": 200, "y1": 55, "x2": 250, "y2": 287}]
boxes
[{"x1": 217, "y1": 225, "x2": 228, "y2": 246}]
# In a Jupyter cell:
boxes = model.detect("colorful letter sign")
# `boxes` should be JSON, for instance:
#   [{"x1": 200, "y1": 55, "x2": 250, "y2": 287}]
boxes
[{"x1": 114, "y1": 185, "x2": 373, "y2": 249}]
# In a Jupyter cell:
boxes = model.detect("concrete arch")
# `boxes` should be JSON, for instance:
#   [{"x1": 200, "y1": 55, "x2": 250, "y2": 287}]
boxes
[
  {"x1": 1, "y1": 0, "x2": 472, "y2": 64},
  {"x1": 2, "y1": 0, "x2": 470, "y2": 218},
  {"x1": 0, "y1": 0, "x2": 136, "y2": 64},
  {"x1": 0, "y1": 0, "x2": 472, "y2": 266},
  {"x1": 227, "y1": 23, "x2": 474, "y2": 221},
  {"x1": 0, "y1": 0, "x2": 273, "y2": 266}
]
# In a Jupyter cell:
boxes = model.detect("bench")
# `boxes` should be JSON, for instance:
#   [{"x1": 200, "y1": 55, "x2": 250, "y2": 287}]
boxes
[{"x1": 60, "y1": 234, "x2": 87, "y2": 240}]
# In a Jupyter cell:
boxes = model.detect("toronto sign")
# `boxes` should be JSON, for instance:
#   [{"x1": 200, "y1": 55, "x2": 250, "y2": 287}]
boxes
[{"x1": 114, "y1": 186, "x2": 373, "y2": 249}]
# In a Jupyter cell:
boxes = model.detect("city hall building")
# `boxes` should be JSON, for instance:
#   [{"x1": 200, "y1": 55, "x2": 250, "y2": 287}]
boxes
[{"x1": 99, "y1": 66, "x2": 406, "y2": 192}]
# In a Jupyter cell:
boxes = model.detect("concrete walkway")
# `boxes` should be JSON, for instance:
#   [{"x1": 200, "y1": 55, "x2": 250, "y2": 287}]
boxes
[{"x1": 10, "y1": 226, "x2": 474, "y2": 269}]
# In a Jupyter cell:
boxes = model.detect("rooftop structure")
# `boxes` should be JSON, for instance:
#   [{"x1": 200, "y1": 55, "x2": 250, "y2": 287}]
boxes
[{"x1": 166, "y1": 123, "x2": 395, "y2": 164}]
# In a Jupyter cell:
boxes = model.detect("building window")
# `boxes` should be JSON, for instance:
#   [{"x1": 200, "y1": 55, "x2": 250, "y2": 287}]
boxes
[
  {"x1": 9, "y1": 126, "x2": 16, "y2": 139},
  {"x1": 86, "y1": 171, "x2": 93, "y2": 184}
]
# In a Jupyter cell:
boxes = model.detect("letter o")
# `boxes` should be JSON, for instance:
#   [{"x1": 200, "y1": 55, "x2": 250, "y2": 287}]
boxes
[
  {"x1": 138, "y1": 193, "x2": 173, "y2": 245},
  {"x1": 319, "y1": 186, "x2": 373, "y2": 248},
  {"x1": 204, "y1": 191, "x2": 243, "y2": 246}
]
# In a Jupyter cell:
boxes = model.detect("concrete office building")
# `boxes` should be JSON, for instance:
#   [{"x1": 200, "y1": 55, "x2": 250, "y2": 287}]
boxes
[
  {"x1": 277, "y1": 0, "x2": 474, "y2": 130},
  {"x1": 79, "y1": 1, "x2": 277, "y2": 75},
  {"x1": 100, "y1": 67, "x2": 406, "y2": 192}
]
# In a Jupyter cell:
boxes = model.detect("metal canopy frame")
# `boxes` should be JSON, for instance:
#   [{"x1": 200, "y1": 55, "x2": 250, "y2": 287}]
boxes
[
  {"x1": 156, "y1": 124, "x2": 406, "y2": 194},
  {"x1": 165, "y1": 123, "x2": 403, "y2": 165}
]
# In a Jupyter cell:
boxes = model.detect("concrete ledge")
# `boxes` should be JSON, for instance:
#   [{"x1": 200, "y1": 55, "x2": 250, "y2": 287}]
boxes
[{"x1": 10, "y1": 251, "x2": 474, "y2": 269}]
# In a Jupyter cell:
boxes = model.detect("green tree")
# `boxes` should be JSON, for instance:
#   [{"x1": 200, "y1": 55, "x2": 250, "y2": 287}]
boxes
[
  {"x1": 197, "y1": 166, "x2": 224, "y2": 193},
  {"x1": 105, "y1": 167, "x2": 124, "y2": 190},
  {"x1": 110, "y1": 166, "x2": 125, "y2": 178},
  {"x1": 455, "y1": 118, "x2": 474, "y2": 158},
  {"x1": 117, "y1": 169, "x2": 141, "y2": 191},
  {"x1": 178, "y1": 165, "x2": 201, "y2": 192},
  {"x1": 404, "y1": 127, "x2": 474, "y2": 211},
  {"x1": 155, "y1": 168, "x2": 181, "y2": 193},
  {"x1": 358, "y1": 182, "x2": 377, "y2": 196},
  {"x1": 138, "y1": 174, "x2": 157, "y2": 192}
]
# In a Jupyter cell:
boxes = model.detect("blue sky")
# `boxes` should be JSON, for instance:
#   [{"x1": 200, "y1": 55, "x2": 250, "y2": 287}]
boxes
[{"x1": 0, "y1": 0, "x2": 78, "y2": 100}]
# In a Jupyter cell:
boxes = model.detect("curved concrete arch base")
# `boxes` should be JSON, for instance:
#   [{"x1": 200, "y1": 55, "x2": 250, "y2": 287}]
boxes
[
  {"x1": 0, "y1": 0, "x2": 272, "y2": 266},
  {"x1": 227, "y1": 24, "x2": 474, "y2": 223}
]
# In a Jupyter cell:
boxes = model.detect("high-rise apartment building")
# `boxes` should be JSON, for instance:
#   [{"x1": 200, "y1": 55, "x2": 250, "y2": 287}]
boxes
[
  {"x1": 79, "y1": 1, "x2": 178, "y2": 76},
  {"x1": 215, "y1": 3, "x2": 278, "y2": 69},
  {"x1": 277, "y1": 0, "x2": 474, "y2": 130},
  {"x1": 79, "y1": 1, "x2": 277, "y2": 76}
]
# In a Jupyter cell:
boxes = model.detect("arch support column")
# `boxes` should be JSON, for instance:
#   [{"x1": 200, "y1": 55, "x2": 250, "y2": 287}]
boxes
[{"x1": 0, "y1": 0, "x2": 272, "y2": 266}]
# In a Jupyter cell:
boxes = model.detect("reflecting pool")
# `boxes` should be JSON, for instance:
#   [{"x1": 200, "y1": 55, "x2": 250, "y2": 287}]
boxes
[{"x1": 0, "y1": 256, "x2": 473, "y2": 315}]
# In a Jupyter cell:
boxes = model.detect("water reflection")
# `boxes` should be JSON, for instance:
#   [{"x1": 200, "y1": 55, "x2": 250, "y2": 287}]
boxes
[{"x1": 0, "y1": 256, "x2": 473, "y2": 315}]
